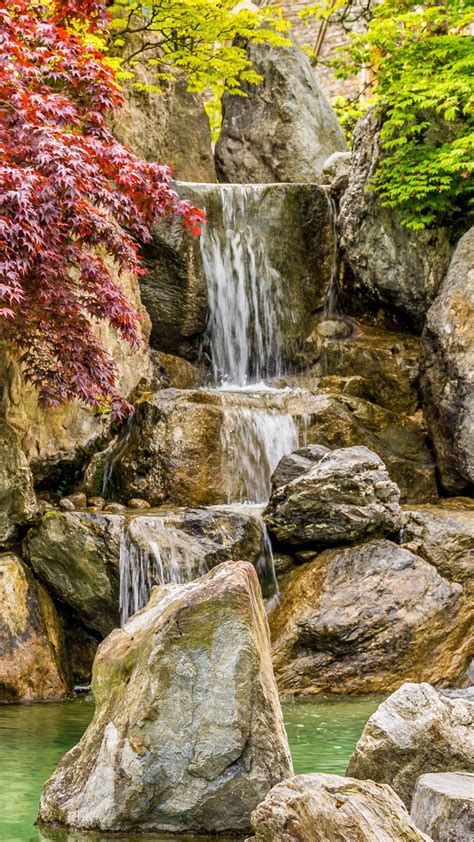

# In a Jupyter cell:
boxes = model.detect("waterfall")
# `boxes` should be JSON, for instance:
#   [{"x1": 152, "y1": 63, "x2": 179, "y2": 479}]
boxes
[
  {"x1": 200, "y1": 185, "x2": 285, "y2": 387},
  {"x1": 220, "y1": 406, "x2": 299, "y2": 503},
  {"x1": 322, "y1": 196, "x2": 341, "y2": 319}
]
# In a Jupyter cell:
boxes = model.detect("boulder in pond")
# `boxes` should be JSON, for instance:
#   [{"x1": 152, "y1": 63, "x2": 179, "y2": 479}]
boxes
[
  {"x1": 248, "y1": 773, "x2": 429, "y2": 841},
  {"x1": 38, "y1": 561, "x2": 293, "y2": 834},
  {"x1": 339, "y1": 109, "x2": 452, "y2": 331},
  {"x1": 347, "y1": 682, "x2": 474, "y2": 807},
  {"x1": 421, "y1": 226, "x2": 474, "y2": 495},
  {"x1": 270, "y1": 541, "x2": 472, "y2": 695},
  {"x1": 215, "y1": 37, "x2": 346, "y2": 184},
  {"x1": 0, "y1": 419, "x2": 38, "y2": 546},
  {"x1": 410, "y1": 772, "x2": 474, "y2": 841},
  {"x1": 0, "y1": 552, "x2": 67, "y2": 701},
  {"x1": 264, "y1": 446, "x2": 401, "y2": 547}
]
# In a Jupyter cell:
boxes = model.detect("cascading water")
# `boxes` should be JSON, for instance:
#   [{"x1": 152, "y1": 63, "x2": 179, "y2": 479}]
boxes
[{"x1": 200, "y1": 185, "x2": 285, "y2": 387}]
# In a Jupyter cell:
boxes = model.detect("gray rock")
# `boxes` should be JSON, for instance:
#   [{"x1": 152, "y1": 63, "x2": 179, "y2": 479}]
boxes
[
  {"x1": 411, "y1": 772, "x2": 474, "y2": 841},
  {"x1": 264, "y1": 446, "x2": 401, "y2": 546},
  {"x1": 0, "y1": 419, "x2": 38, "y2": 546},
  {"x1": 421, "y1": 226, "x2": 474, "y2": 494},
  {"x1": 248, "y1": 773, "x2": 429, "y2": 841},
  {"x1": 339, "y1": 109, "x2": 452, "y2": 330},
  {"x1": 347, "y1": 682, "x2": 474, "y2": 807},
  {"x1": 215, "y1": 37, "x2": 346, "y2": 183},
  {"x1": 38, "y1": 561, "x2": 293, "y2": 833},
  {"x1": 270, "y1": 444, "x2": 330, "y2": 489},
  {"x1": 321, "y1": 150, "x2": 352, "y2": 196},
  {"x1": 270, "y1": 542, "x2": 472, "y2": 695}
]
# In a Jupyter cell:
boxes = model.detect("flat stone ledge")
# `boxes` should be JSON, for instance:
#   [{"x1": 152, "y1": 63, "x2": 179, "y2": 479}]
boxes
[{"x1": 411, "y1": 772, "x2": 474, "y2": 841}]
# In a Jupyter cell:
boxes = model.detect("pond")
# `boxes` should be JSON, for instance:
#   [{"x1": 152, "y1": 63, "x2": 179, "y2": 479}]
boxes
[{"x1": 0, "y1": 694, "x2": 383, "y2": 842}]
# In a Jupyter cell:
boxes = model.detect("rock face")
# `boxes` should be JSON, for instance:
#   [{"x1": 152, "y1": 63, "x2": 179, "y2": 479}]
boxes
[
  {"x1": 0, "y1": 552, "x2": 67, "y2": 701},
  {"x1": 401, "y1": 501, "x2": 474, "y2": 593},
  {"x1": 421, "y1": 226, "x2": 474, "y2": 494},
  {"x1": 112, "y1": 73, "x2": 216, "y2": 182},
  {"x1": 270, "y1": 541, "x2": 472, "y2": 694},
  {"x1": 347, "y1": 683, "x2": 474, "y2": 807},
  {"x1": 339, "y1": 109, "x2": 452, "y2": 330},
  {"x1": 0, "y1": 420, "x2": 38, "y2": 546},
  {"x1": 215, "y1": 38, "x2": 346, "y2": 183},
  {"x1": 270, "y1": 445, "x2": 330, "y2": 489},
  {"x1": 248, "y1": 774, "x2": 428, "y2": 842},
  {"x1": 264, "y1": 446, "x2": 401, "y2": 546},
  {"x1": 410, "y1": 772, "x2": 474, "y2": 841},
  {"x1": 38, "y1": 562, "x2": 293, "y2": 834}
]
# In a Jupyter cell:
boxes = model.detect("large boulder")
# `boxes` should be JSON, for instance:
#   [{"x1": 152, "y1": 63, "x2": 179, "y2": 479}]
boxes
[
  {"x1": 339, "y1": 109, "x2": 452, "y2": 331},
  {"x1": 421, "y1": 226, "x2": 474, "y2": 494},
  {"x1": 270, "y1": 444, "x2": 330, "y2": 489},
  {"x1": 264, "y1": 446, "x2": 401, "y2": 546},
  {"x1": 0, "y1": 552, "x2": 67, "y2": 701},
  {"x1": 0, "y1": 420, "x2": 38, "y2": 546},
  {"x1": 347, "y1": 682, "x2": 474, "y2": 807},
  {"x1": 410, "y1": 772, "x2": 474, "y2": 841},
  {"x1": 248, "y1": 774, "x2": 428, "y2": 841},
  {"x1": 38, "y1": 562, "x2": 293, "y2": 834},
  {"x1": 215, "y1": 38, "x2": 346, "y2": 183},
  {"x1": 270, "y1": 540, "x2": 472, "y2": 694}
]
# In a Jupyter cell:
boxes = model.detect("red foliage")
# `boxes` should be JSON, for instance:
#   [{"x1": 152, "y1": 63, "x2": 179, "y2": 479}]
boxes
[{"x1": 0, "y1": 0, "x2": 205, "y2": 416}]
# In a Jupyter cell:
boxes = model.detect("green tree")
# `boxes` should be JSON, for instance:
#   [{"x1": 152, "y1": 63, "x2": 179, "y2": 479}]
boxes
[{"x1": 303, "y1": 0, "x2": 474, "y2": 229}]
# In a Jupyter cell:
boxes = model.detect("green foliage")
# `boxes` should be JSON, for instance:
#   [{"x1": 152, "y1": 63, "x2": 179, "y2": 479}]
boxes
[
  {"x1": 108, "y1": 0, "x2": 290, "y2": 98},
  {"x1": 302, "y1": 0, "x2": 474, "y2": 228}
]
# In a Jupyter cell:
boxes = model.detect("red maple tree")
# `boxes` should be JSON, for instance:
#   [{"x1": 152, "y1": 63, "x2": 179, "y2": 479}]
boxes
[{"x1": 0, "y1": 0, "x2": 204, "y2": 416}]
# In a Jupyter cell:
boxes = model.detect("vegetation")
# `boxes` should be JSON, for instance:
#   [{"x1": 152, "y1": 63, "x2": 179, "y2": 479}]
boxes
[{"x1": 302, "y1": 0, "x2": 474, "y2": 228}]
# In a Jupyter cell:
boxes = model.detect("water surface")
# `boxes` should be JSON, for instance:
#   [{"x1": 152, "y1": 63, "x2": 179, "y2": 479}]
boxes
[{"x1": 0, "y1": 694, "x2": 382, "y2": 842}]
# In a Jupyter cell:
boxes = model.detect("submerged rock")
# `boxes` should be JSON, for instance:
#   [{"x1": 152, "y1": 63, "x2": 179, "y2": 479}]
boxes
[
  {"x1": 0, "y1": 552, "x2": 67, "y2": 701},
  {"x1": 248, "y1": 773, "x2": 428, "y2": 841},
  {"x1": 410, "y1": 772, "x2": 474, "y2": 841},
  {"x1": 38, "y1": 562, "x2": 293, "y2": 834},
  {"x1": 215, "y1": 38, "x2": 346, "y2": 183},
  {"x1": 0, "y1": 419, "x2": 38, "y2": 546},
  {"x1": 264, "y1": 446, "x2": 401, "y2": 546},
  {"x1": 347, "y1": 682, "x2": 474, "y2": 807},
  {"x1": 421, "y1": 226, "x2": 474, "y2": 495},
  {"x1": 339, "y1": 109, "x2": 452, "y2": 330},
  {"x1": 270, "y1": 541, "x2": 471, "y2": 695}
]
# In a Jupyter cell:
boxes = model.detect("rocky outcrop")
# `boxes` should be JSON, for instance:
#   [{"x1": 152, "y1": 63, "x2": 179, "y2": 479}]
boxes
[
  {"x1": 410, "y1": 772, "x2": 474, "y2": 841},
  {"x1": 0, "y1": 552, "x2": 67, "y2": 701},
  {"x1": 0, "y1": 420, "x2": 38, "y2": 546},
  {"x1": 248, "y1": 774, "x2": 428, "y2": 842},
  {"x1": 112, "y1": 72, "x2": 216, "y2": 182},
  {"x1": 270, "y1": 541, "x2": 472, "y2": 694},
  {"x1": 25, "y1": 512, "x2": 122, "y2": 636},
  {"x1": 401, "y1": 501, "x2": 474, "y2": 593},
  {"x1": 421, "y1": 226, "x2": 474, "y2": 494},
  {"x1": 38, "y1": 562, "x2": 293, "y2": 834},
  {"x1": 0, "y1": 269, "x2": 152, "y2": 484},
  {"x1": 339, "y1": 109, "x2": 452, "y2": 330},
  {"x1": 264, "y1": 446, "x2": 401, "y2": 546},
  {"x1": 215, "y1": 38, "x2": 346, "y2": 183},
  {"x1": 347, "y1": 683, "x2": 474, "y2": 807}
]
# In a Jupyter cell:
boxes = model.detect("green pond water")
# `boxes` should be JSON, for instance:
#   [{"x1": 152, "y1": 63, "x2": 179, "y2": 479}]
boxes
[{"x1": 0, "y1": 695, "x2": 383, "y2": 842}]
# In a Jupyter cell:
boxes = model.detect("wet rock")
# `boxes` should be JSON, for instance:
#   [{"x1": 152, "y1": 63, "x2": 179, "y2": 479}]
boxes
[
  {"x1": 410, "y1": 772, "x2": 474, "y2": 841},
  {"x1": 102, "y1": 502, "x2": 127, "y2": 514},
  {"x1": 265, "y1": 446, "x2": 401, "y2": 546},
  {"x1": 88, "y1": 496, "x2": 105, "y2": 510},
  {"x1": 339, "y1": 109, "x2": 452, "y2": 330},
  {"x1": 306, "y1": 392, "x2": 437, "y2": 503},
  {"x1": 64, "y1": 492, "x2": 87, "y2": 510},
  {"x1": 215, "y1": 38, "x2": 346, "y2": 183},
  {"x1": 25, "y1": 512, "x2": 122, "y2": 636},
  {"x1": 270, "y1": 541, "x2": 472, "y2": 695},
  {"x1": 112, "y1": 71, "x2": 215, "y2": 182},
  {"x1": 270, "y1": 445, "x2": 330, "y2": 489},
  {"x1": 152, "y1": 350, "x2": 207, "y2": 389},
  {"x1": 127, "y1": 498, "x2": 150, "y2": 510},
  {"x1": 0, "y1": 552, "x2": 67, "y2": 701},
  {"x1": 58, "y1": 498, "x2": 75, "y2": 512},
  {"x1": 0, "y1": 420, "x2": 38, "y2": 546},
  {"x1": 248, "y1": 773, "x2": 428, "y2": 842},
  {"x1": 347, "y1": 682, "x2": 474, "y2": 807},
  {"x1": 421, "y1": 226, "x2": 474, "y2": 494},
  {"x1": 401, "y1": 502, "x2": 474, "y2": 592},
  {"x1": 38, "y1": 562, "x2": 293, "y2": 834},
  {"x1": 321, "y1": 150, "x2": 352, "y2": 197}
]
